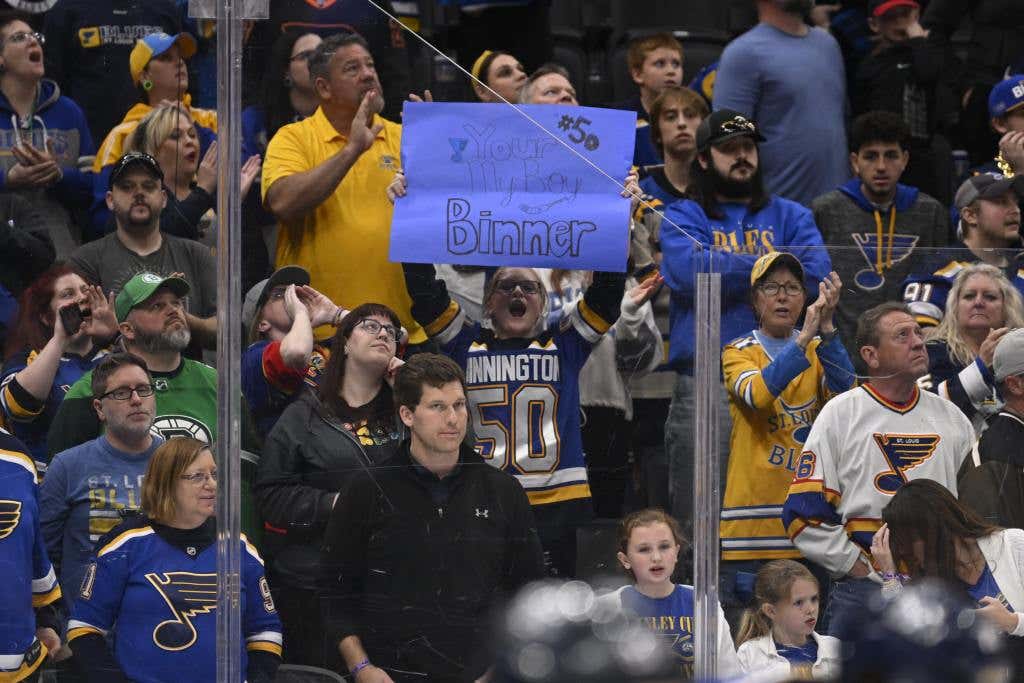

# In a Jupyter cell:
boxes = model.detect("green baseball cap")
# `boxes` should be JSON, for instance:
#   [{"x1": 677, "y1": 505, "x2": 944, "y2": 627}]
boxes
[{"x1": 115, "y1": 272, "x2": 191, "y2": 322}]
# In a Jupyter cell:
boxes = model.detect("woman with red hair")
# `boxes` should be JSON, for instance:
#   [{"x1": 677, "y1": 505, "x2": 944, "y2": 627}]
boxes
[{"x1": 1, "y1": 264, "x2": 116, "y2": 469}]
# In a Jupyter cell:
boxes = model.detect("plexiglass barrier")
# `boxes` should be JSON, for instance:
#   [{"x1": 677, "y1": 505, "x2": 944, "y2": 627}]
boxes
[{"x1": 16, "y1": 0, "x2": 1022, "y2": 679}]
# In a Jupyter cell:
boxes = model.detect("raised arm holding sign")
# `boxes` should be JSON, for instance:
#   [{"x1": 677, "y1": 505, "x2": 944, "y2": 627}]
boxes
[{"x1": 389, "y1": 101, "x2": 637, "y2": 272}]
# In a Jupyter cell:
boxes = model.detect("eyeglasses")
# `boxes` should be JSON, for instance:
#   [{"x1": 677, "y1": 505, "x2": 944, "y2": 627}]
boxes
[
  {"x1": 180, "y1": 471, "x2": 217, "y2": 485},
  {"x1": 356, "y1": 318, "x2": 398, "y2": 342},
  {"x1": 719, "y1": 115, "x2": 757, "y2": 135},
  {"x1": 494, "y1": 280, "x2": 541, "y2": 296},
  {"x1": 3, "y1": 31, "x2": 44, "y2": 46},
  {"x1": 758, "y1": 282, "x2": 804, "y2": 297},
  {"x1": 100, "y1": 384, "x2": 155, "y2": 401},
  {"x1": 290, "y1": 49, "x2": 316, "y2": 62}
]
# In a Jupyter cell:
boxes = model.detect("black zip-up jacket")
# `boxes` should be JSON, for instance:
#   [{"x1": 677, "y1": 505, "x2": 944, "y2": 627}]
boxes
[
  {"x1": 922, "y1": 0, "x2": 1024, "y2": 87},
  {"x1": 319, "y1": 440, "x2": 545, "y2": 682},
  {"x1": 254, "y1": 388, "x2": 402, "y2": 589}
]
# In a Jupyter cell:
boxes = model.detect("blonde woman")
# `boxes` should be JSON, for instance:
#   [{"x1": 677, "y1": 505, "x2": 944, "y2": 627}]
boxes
[
  {"x1": 127, "y1": 103, "x2": 261, "y2": 242},
  {"x1": 921, "y1": 263, "x2": 1024, "y2": 433}
]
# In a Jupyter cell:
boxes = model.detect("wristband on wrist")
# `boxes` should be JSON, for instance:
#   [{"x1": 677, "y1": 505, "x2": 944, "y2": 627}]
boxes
[
  {"x1": 351, "y1": 659, "x2": 372, "y2": 676},
  {"x1": 881, "y1": 571, "x2": 898, "y2": 581},
  {"x1": 333, "y1": 307, "x2": 347, "y2": 327},
  {"x1": 819, "y1": 328, "x2": 838, "y2": 342}
]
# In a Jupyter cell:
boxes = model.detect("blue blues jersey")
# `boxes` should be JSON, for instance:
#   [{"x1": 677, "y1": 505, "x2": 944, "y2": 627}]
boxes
[
  {"x1": 404, "y1": 263, "x2": 624, "y2": 508},
  {"x1": 901, "y1": 243, "x2": 1024, "y2": 327},
  {"x1": 0, "y1": 429, "x2": 62, "y2": 681},
  {"x1": 433, "y1": 309, "x2": 603, "y2": 506},
  {"x1": 1, "y1": 347, "x2": 105, "y2": 472},
  {"x1": 68, "y1": 517, "x2": 282, "y2": 682},
  {"x1": 967, "y1": 564, "x2": 1012, "y2": 611}
]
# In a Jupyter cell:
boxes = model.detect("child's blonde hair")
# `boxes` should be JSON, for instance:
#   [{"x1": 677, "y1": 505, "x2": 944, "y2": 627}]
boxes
[
  {"x1": 735, "y1": 560, "x2": 818, "y2": 646},
  {"x1": 617, "y1": 508, "x2": 686, "y2": 582}
]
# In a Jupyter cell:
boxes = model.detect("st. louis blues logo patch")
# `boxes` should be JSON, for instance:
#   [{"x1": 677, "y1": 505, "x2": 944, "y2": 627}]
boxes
[
  {"x1": 851, "y1": 233, "x2": 919, "y2": 290},
  {"x1": 872, "y1": 433, "x2": 940, "y2": 494}
]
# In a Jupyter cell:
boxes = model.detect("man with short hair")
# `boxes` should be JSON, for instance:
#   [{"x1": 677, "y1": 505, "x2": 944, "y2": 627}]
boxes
[
  {"x1": 783, "y1": 301, "x2": 974, "y2": 640},
  {"x1": 45, "y1": 272, "x2": 216, "y2": 458},
  {"x1": 972, "y1": 74, "x2": 1024, "y2": 179},
  {"x1": 320, "y1": 353, "x2": 544, "y2": 683},
  {"x1": 813, "y1": 110, "x2": 948, "y2": 358},
  {"x1": 518, "y1": 63, "x2": 578, "y2": 105},
  {"x1": 68, "y1": 152, "x2": 217, "y2": 347},
  {"x1": 262, "y1": 34, "x2": 424, "y2": 343},
  {"x1": 241, "y1": 265, "x2": 344, "y2": 437},
  {"x1": 659, "y1": 109, "x2": 831, "y2": 530},
  {"x1": 959, "y1": 328, "x2": 1024, "y2": 528},
  {"x1": 39, "y1": 352, "x2": 163, "y2": 599},
  {"x1": 713, "y1": 0, "x2": 849, "y2": 206},
  {"x1": 902, "y1": 173, "x2": 1024, "y2": 328}
]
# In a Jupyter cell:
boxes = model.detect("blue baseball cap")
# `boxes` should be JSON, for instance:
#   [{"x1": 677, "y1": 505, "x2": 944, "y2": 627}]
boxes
[
  {"x1": 988, "y1": 75, "x2": 1024, "y2": 118},
  {"x1": 129, "y1": 32, "x2": 197, "y2": 85}
]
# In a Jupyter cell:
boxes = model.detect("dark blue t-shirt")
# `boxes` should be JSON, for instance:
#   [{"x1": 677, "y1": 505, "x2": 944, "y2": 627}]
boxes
[{"x1": 620, "y1": 584, "x2": 695, "y2": 675}]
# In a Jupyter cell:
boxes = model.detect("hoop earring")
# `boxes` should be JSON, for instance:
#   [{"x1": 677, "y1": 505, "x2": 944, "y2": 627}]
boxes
[{"x1": 142, "y1": 79, "x2": 153, "y2": 91}]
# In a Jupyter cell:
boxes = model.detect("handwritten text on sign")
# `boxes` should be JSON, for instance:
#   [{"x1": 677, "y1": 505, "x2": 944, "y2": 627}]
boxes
[{"x1": 390, "y1": 102, "x2": 636, "y2": 271}]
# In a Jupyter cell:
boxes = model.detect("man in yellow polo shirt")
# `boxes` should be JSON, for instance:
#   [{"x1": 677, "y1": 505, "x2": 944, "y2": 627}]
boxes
[{"x1": 261, "y1": 33, "x2": 425, "y2": 343}]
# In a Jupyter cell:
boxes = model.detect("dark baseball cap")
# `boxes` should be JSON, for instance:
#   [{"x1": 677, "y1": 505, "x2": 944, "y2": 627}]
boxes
[
  {"x1": 696, "y1": 109, "x2": 766, "y2": 152},
  {"x1": 868, "y1": 0, "x2": 919, "y2": 17},
  {"x1": 108, "y1": 151, "x2": 164, "y2": 189},
  {"x1": 954, "y1": 173, "x2": 1024, "y2": 211},
  {"x1": 242, "y1": 265, "x2": 311, "y2": 330}
]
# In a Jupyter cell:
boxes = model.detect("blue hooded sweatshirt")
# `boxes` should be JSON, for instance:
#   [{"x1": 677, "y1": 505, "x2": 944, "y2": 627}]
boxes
[
  {"x1": 0, "y1": 78, "x2": 94, "y2": 259},
  {"x1": 660, "y1": 195, "x2": 831, "y2": 373}
]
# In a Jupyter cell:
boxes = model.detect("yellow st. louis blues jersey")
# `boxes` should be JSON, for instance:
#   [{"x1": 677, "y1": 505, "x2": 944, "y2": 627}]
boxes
[
  {"x1": 783, "y1": 385, "x2": 974, "y2": 578},
  {"x1": 720, "y1": 331, "x2": 854, "y2": 561},
  {"x1": 68, "y1": 516, "x2": 281, "y2": 682},
  {"x1": 0, "y1": 429, "x2": 62, "y2": 682}
]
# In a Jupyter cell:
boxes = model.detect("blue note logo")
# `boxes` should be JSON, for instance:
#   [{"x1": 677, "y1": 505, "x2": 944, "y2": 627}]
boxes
[
  {"x1": 872, "y1": 433, "x2": 940, "y2": 494},
  {"x1": 0, "y1": 500, "x2": 21, "y2": 539},
  {"x1": 146, "y1": 572, "x2": 218, "y2": 651},
  {"x1": 449, "y1": 138, "x2": 468, "y2": 162},
  {"x1": 851, "y1": 232, "x2": 919, "y2": 290}
]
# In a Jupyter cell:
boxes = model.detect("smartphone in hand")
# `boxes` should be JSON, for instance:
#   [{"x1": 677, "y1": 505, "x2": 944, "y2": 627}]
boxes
[{"x1": 59, "y1": 303, "x2": 84, "y2": 336}]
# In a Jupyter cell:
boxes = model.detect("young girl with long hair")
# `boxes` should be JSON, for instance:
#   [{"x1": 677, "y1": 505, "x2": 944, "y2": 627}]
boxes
[
  {"x1": 600, "y1": 508, "x2": 741, "y2": 678},
  {"x1": 735, "y1": 559, "x2": 840, "y2": 677}
]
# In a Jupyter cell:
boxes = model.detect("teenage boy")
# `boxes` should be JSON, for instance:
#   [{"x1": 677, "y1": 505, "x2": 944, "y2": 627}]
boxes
[{"x1": 812, "y1": 110, "x2": 948, "y2": 358}]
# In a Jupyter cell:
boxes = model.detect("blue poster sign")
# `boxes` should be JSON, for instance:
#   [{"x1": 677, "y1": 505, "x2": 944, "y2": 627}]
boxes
[{"x1": 390, "y1": 102, "x2": 636, "y2": 272}]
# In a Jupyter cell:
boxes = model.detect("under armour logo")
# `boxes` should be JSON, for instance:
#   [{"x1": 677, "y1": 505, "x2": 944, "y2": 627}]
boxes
[
  {"x1": 475, "y1": 508, "x2": 488, "y2": 518},
  {"x1": 186, "y1": 546, "x2": 196, "y2": 556}
]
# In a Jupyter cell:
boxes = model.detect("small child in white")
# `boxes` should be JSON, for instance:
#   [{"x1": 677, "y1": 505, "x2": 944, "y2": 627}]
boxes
[
  {"x1": 600, "y1": 508, "x2": 741, "y2": 678},
  {"x1": 735, "y1": 559, "x2": 840, "y2": 678}
]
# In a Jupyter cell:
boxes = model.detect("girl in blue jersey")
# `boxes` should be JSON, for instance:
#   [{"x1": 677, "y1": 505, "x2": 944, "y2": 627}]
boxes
[
  {"x1": 602, "y1": 508, "x2": 741, "y2": 678},
  {"x1": 735, "y1": 560, "x2": 841, "y2": 678},
  {"x1": 401, "y1": 260, "x2": 624, "y2": 577}
]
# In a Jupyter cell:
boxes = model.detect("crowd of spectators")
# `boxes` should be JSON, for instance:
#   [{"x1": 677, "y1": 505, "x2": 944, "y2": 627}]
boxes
[{"x1": 3, "y1": 0, "x2": 1024, "y2": 680}]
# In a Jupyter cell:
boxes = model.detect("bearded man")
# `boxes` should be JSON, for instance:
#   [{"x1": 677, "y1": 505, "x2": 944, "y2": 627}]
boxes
[{"x1": 657, "y1": 109, "x2": 832, "y2": 541}]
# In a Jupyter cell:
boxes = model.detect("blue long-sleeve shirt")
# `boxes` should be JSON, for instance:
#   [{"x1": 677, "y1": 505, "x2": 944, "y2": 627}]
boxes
[{"x1": 659, "y1": 196, "x2": 831, "y2": 373}]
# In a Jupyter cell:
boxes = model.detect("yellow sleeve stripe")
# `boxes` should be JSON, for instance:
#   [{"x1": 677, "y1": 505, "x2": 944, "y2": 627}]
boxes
[
  {"x1": 577, "y1": 300, "x2": 612, "y2": 335},
  {"x1": 0, "y1": 449, "x2": 38, "y2": 481},
  {"x1": 32, "y1": 584, "x2": 62, "y2": 607},
  {"x1": 2, "y1": 383, "x2": 42, "y2": 419},
  {"x1": 67, "y1": 626, "x2": 105, "y2": 642},
  {"x1": 526, "y1": 483, "x2": 592, "y2": 506},
  {"x1": 246, "y1": 641, "x2": 283, "y2": 656},
  {"x1": 98, "y1": 526, "x2": 154, "y2": 556},
  {"x1": 788, "y1": 480, "x2": 841, "y2": 505},
  {"x1": 424, "y1": 301, "x2": 461, "y2": 338},
  {"x1": 845, "y1": 519, "x2": 882, "y2": 534}
]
